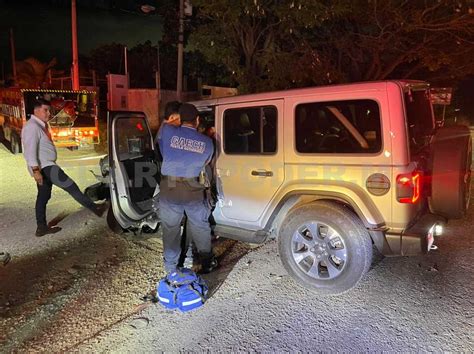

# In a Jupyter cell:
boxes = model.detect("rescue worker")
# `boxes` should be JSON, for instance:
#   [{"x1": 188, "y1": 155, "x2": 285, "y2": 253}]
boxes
[
  {"x1": 152, "y1": 100, "x2": 182, "y2": 196},
  {"x1": 157, "y1": 103, "x2": 217, "y2": 274},
  {"x1": 152, "y1": 101, "x2": 193, "y2": 268},
  {"x1": 154, "y1": 101, "x2": 182, "y2": 156}
]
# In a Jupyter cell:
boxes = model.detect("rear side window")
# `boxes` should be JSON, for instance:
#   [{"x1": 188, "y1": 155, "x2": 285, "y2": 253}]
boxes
[
  {"x1": 295, "y1": 100, "x2": 382, "y2": 154},
  {"x1": 404, "y1": 89, "x2": 434, "y2": 154},
  {"x1": 223, "y1": 106, "x2": 277, "y2": 154}
]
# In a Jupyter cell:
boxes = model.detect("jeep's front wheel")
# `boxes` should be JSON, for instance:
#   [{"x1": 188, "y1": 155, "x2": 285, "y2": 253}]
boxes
[
  {"x1": 106, "y1": 204, "x2": 125, "y2": 235},
  {"x1": 278, "y1": 201, "x2": 372, "y2": 295}
]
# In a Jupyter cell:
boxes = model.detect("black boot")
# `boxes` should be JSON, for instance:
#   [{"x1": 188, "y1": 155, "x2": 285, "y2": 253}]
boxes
[
  {"x1": 35, "y1": 225, "x2": 62, "y2": 237},
  {"x1": 199, "y1": 252, "x2": 218, "y2": 274}
]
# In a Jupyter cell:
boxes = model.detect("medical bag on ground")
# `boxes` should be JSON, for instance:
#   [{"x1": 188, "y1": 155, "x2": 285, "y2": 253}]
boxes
[{"x1": 157, "y1": 268, "x2": 208, "y2": 312}]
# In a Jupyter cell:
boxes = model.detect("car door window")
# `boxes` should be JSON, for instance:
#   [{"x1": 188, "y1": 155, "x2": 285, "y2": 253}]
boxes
[
  {"x1": 295, "y1": 100, "x2": 382, "y2": 154},
  {"x1": 223, "y1": 106, "x2": 277, "y2": 154},
  {"x1": 114, "y1": 116, "x2": 157, "y2": 208},
  {"x1": 116, "y1": 117, "x2": 153, "y2": 161}
]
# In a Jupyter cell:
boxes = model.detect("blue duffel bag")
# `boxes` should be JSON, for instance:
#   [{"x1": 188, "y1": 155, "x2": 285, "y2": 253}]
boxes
[{"x1": 157, "y1": 268, "x2": 208, "y2": 312}]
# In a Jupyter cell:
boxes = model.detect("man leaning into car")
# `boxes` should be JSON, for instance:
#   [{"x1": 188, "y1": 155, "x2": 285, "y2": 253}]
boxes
[{"x1": 157, "y1": 103, "x2": 217, "y2": 274}]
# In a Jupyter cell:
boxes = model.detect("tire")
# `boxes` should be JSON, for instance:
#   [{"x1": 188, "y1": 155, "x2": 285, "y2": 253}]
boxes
[
  {"x1": 106, "y1": 204, "x2": 125, "y2": 234},
  {"x1": 430, "y1": 125, "x2": 472, "y2": 219},
  {"x1": 10, "y1": 134, "x2": 21, "y2": 154},
  {"x1": 278, "y1": 201, "x2": 373, "y2": 295}
]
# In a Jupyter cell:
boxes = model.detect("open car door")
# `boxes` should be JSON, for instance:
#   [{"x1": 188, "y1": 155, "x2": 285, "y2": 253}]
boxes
[{"x1": 108, "y1": 111, "x2": 159, "y2": 232}]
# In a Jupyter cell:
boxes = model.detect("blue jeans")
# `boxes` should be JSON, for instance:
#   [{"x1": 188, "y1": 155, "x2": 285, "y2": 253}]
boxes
[
  {"x1": 159, "y1": 198, "x2": 211, "y2": 272},
  {"x1": 36, "y1": 165, "x2": 96, "y2": 227}
]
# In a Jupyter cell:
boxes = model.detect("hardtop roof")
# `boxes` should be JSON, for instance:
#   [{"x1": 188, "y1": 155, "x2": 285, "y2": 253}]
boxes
[{"x1": 190, "y1": 80, "x2": 429, "y2": 108}]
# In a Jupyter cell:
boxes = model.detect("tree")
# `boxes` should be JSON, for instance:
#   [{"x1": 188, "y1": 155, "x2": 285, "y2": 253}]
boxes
[
  {"x1": 12, "y1": 57, "x2": 57, "y2": 88},
  {"x1": 88, "y1": 43, "x2": 125, "y2": 77},
  {"x1": 155, "y1": 0, "x2": 233, "y2": 89},
  {"x1": 317, "y1": 0, "x2": 474, "y2": 84},
  {"x1": 189, "y1": 0, "x2": 474, "y2": 92},
  {"x1": 86, "y1": 40, "x2": 229, "y2": 90},
  {"x1": 129, "y1": 41, "x2": 159, "y2": 88},
  {"x1": 190, "y1": 0, "x2": 344, "y2": 92}
]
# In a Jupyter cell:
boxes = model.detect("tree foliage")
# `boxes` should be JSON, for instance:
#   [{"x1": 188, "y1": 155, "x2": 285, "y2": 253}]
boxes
[
  {"x1": 190, "y1": 0, "x2": 346, "y2": 92},
  {"x1": 86, "y1": 40, "x2": 230, "y2": 90},
  {"x1": 319, "y1": 0, "x2": 474, "y2": 84},
  {"x1": 190, "y1": 0, "x2": 474, "y2": 92},
  {"x1": 12, "y1": 57, "x2": 57, "y2": 88}
]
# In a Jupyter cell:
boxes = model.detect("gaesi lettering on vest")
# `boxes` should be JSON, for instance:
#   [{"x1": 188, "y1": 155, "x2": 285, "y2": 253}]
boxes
[{"x1": 170, "y1": 136, "x2": 206, "y2": 154}]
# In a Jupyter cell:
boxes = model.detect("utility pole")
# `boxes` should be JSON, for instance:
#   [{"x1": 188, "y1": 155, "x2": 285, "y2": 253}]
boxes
[
  {"x1": 124, "y1": 45, "x2": 129, "y2": 88},
  {"x1": 156, "y1": 44, "x2": 161, "y2": 99},
  {"x1": 9, "y1": 28, "x2": 17, "y2": 85},
  {"x1": 176, "y1": 0, "x2": 184, "y2": 101},
  {"x1": 71, "y1": 0, "x2": 80, "y2": 90}
]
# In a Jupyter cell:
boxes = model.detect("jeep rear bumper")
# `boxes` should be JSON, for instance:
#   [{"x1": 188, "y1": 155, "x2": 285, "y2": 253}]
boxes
[{"x1": 380, "y1": 213, "x2": 446, "y2": 256}]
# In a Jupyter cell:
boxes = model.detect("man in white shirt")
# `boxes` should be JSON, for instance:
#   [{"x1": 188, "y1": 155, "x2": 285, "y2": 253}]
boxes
[{"x1": 21, "y1": 98, "x2": 106, "y2": 237}]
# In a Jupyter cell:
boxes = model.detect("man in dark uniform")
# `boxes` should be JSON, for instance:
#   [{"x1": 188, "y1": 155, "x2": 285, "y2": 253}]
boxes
[{"x1": 157, "y1": 103, "x2": 217, "y2": 274}]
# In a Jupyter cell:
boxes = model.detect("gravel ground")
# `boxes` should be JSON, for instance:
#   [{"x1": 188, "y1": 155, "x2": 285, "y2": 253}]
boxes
[
  {"x1": 77, "y1": 201, "x2": 474, "y2": 352},
  {"x1": 0, "y1": 141, "x2": 251, "y2": 352},
  {"x1": 1, "y1": 140, "x2": 473, "y2": 352},
  {"x1": 0, "y1": 142, "x2": 104, "y2": 258}
]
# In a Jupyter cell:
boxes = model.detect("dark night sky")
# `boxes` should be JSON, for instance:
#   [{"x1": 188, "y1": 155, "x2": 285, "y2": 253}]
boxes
[{"x1": 0, "y1": 0, "x2": 163, "y2": 74}]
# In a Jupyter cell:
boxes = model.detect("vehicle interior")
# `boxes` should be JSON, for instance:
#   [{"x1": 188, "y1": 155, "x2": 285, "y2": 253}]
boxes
[
  {"x1": 295, "y1": 99, "x2": 382, "y2": 154},
  {"x1": 223, "y1": 106, "x2": 277, "y2": 154},
  {"x1": 114, "y1": 116, "x2": 159, "y2": 213},
  {"x1": 404, "y1": 89, "x2": 435, "y2": 155}
]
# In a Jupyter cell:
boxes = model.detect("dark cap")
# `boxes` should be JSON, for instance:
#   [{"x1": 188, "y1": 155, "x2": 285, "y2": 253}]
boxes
[{"x1": 179, "y1": 103, "x2": 199, "y2": 122}]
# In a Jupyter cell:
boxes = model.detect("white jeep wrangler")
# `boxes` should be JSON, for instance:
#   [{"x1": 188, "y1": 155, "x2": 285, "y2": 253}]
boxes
[{"x1": 99, "y1": 80, "x2": 471, "y2": 294}]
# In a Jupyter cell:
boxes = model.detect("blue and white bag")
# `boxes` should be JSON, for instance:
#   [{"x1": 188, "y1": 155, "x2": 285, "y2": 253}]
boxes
[{"x1": 157, "y1": 268, "x2": 208, "y2": 312}]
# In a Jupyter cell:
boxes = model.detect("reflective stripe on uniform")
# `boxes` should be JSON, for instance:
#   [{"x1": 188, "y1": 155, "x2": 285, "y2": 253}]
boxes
[
  {"x1": 181, "y1": 297, "x2": 202, "y2": 306},
  {"x1": 158, "y1": 296, "x2": 170, "y2": 303}
]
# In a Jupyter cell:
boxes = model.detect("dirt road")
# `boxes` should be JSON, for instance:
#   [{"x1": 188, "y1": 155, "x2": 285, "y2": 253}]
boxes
[
  {"x1": 0, "y1": 142, "x2": 250, "y2": 352},
  {"x1": 78, "y1": 209, "x2": 474, "y2": 352}
]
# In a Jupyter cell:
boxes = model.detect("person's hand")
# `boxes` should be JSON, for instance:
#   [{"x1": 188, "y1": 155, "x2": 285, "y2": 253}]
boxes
[
  {"x1": 166, "y1": 113, "x2": 181, "y2": 126},
  {"x1": 33, "y1": 170, "x2": 43, "y2": 186}
]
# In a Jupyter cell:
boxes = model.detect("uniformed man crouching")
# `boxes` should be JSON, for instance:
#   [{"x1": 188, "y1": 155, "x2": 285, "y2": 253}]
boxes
[{"x1": 157, "y1": 103, "x2": 217, "y2": 274}]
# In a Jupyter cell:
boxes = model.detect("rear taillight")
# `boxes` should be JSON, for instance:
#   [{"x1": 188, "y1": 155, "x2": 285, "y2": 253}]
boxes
[{"x1": 396, "y1": 172, "x2": 422, "y2": 204}]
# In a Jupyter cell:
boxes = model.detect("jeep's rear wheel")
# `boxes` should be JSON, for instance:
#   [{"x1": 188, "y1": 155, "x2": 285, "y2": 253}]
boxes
[
  {"x1": 430, "y1": 125, "x2": 472, "y2": 219},
  {"x1": 278, "y1": 201, "x2": 372, "y2": 295}
]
